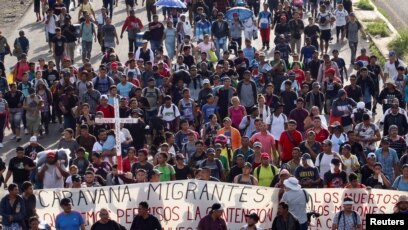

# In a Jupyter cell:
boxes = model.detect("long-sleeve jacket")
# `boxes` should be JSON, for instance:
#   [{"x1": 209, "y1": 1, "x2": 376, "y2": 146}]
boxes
[
  {"x1": 0, "y1": 195, "x2": 26, "y2": 227},
  {"x1": 211, "y1": 20, "x2": 230, "y2": 38}
]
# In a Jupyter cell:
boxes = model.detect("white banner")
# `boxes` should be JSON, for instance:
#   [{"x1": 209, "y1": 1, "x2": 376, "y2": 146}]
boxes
[
  {"x1": 34, "y1": 180, "x2": 279, "y2": 229},
  {"x1": 0, "y1": 181, "x2": 402, "y2": 229}
]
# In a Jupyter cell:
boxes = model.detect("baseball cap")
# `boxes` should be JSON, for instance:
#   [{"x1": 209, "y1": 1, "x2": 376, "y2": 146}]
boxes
[
  {"x1": 261, "y1": 152, "x2": 270, "y2": 159},
  {"x1": 202, "y1": 79, "x2": 210, "y2": 85},
  {"x1": 253, "y1": 142, "x2": 262, "y2": 148},
  {"x1": 244, "y1": 162, "x2": 252, "y2": 168},
  {"x1": 176, "y1": 153, "x2": 185, "y2": 160},
  {"x1": 29, "y1": 136, "x2": 38, "y2": 142},
  {"x1": 100, "y1": 95, "x2": 108, "y2": 100},
  {"x1": 367, "y1": 152, "x2": 376, "y2": 159},
  {"x1": 152, "y1": 169, "x2": 163, "y2": 175},
  {"x1": 302, "y1": 153, "x2": 311, "y2": 160},
  {"x1": 72, "y1": 174, "x2": 81, "y2": 182},
  {"x1": 47, "y1": 152, "x2": 56, "y2": 158},
  {"x1": 389, "y1": 50, "x2": 396, "y2": 57},
  {"x1": 206, "y1": 148, "x2": 216, "y2": 155}
]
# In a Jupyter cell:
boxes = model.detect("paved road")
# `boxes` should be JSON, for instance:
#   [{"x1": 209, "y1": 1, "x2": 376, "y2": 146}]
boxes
[
  {"x1": 372, "y1": 0, "x2": 408, "y2": 30},
  {"x1": 1, "y1": 1, "x2": 368, "y2": 164}
]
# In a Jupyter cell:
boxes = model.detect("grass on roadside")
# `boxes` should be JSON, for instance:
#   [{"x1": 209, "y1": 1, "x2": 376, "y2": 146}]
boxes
[
  {"x1": 388, "y1": 30, "x2": 408, "y2": 62},
  {"x1": 369, "y1": 42, "x2": 386, "y2": 66},
  {"x1": 377, "y1": 7, "x2": 390, "y2": 19},
  {"x1": 366, "y1": 20, "x2": 390, "y2": 37},
  {"x1": 357, "y1": 0, "x2": 374, "y2": 10}
]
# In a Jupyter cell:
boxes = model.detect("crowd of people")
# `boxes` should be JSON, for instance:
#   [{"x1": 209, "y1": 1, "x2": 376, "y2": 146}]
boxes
[{"x1": 0, "y1": 0, "x2": 408, "y2": 229}]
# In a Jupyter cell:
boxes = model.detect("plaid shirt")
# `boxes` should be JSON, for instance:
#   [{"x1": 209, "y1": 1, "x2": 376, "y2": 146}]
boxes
[
  {"x1": 375, "y1": 148, "x2": 399, "y2": 181},
  {"x1": 195, "y1": 20, "x2": 212, "y2": 41}
]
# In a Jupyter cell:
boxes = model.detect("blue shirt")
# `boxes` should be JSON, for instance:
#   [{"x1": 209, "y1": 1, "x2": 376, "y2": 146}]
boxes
[
  {"x1": 258, "y1": 11, "x2": 272, "y2": 29},
  {"x1": 117, "y1": 82, "x2": 134, "y2": 98},
  {"x1": 375, "y1": 148, "x2": 399, "y2": 181},
  {"x1": 243, "y1": 47, "x2": 256, "y2": 62},
  {"x1": 55, "y1": 211, "x2": 84, "y2": 230},
  {"x1": 202, "y1": 103, "x2": 219, "y2": 123},
  {"x1": 392, "y1": 175, "x2": 408, "y2": 191}
]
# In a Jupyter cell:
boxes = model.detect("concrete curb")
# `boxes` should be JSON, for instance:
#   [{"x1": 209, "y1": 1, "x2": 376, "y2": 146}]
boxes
[{"x1": 354, "y1": 0, "x2": 400, "y2": 60}]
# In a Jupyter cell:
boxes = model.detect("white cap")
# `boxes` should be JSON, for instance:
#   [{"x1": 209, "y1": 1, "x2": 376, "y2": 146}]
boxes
[
  {"x1": 101, "y1": 94, "x2": 108, "y2": 100},
  {"x1": 202, "y1": 79, "x2": 210, "y2": 85},
  {"x1": 29, "y1": 136, "x2": 37, "y2": 142},
  {"x1": 357, "y1": 101, "x2": 365, "y2": 109}
]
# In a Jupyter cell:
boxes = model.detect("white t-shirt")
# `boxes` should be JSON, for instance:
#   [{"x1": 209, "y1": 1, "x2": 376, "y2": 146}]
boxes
[
  {"x1": 158, "y1": 104, "x2": 181, "y2": 122},
  {"x1": 317, "y1": 11, "x2": 332, "y2": 30},
  {"x1": 384, "y1": 60, "x2": 406, "y2": 79},
  {"x1": 266, "y1": 113, "x2": 287, "y2": 140},
  {"x1": 120, "y1": 128, "x2": 132, "y2": 143},
  {"x1": 315, "y1": 152, "x2": 340, "y2": 179},
  {"x1": 197, "y1": 42, "x2": 214, "y2": 54},
  {"x1": 329, "y1": 133, "x2": 348, "y2": 154},
  {"x1": 334, "y1": 9, "x2": 348, "y2": 27},
  {"x1": 46, "y1": 14, "x2": 58, "y2": 34},
  {"x1": 42, "y1": 164, "x2": 64, "y2": 189}
]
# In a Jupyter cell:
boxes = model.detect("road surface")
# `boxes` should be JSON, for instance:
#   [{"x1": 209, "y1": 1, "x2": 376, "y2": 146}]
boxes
[{"x1": 1, "y1": 1, "x2": 368, "y2": 164}]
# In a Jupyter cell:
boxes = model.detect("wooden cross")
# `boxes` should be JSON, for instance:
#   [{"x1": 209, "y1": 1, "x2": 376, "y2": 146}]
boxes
[{"x1": 95, "y1": 97, "x2": 139, "y2": 171}]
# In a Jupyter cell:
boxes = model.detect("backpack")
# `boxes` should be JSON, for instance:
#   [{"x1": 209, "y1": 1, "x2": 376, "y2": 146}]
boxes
[
  {"x1": 239, "y1": 115, "x2": 251, "y2": 136},
  {"x1": 142, "y1": 87, "x2": 160, "y2": 100},
  {"x1": 201, "y1": 159, "x2": 223, "y2": 179},
  {"x1": 328, "y1": 133, "x2": 347, "y2": 142},
  {"x1": 94, "y1": 76, "x2": 113, "y2": 92},
  {"x1": 81, "y1": 22, "x2": 95, "y2": 35},
  {"x1": 268, "y1": 113, "x2": 287, "y2": 126},
  {"x1": 317, "y1": 152, "x2": 339, "y2": 172},
  {"x1": 255, "y1": 165, "x2": 277, "y2": 179},
  {"x1": 159, "y1": 104, "x2": 177, "y2": 117},
  {"x1": 337, "y1": 210, "x2": 358, "y2": 228}
]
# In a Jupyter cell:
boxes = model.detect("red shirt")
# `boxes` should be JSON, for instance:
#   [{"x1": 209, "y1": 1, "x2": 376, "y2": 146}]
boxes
[
  {"x1": 279, "y1": 130, "x2": 303, "y2": 162},
  {"x1": 121, "y1": 16, "x2": 143, "y2": 34},
  {"x1": 122, "y1": 157, "x2": 139, "y2": 173},
  {"x1": 96, "y1": 104, "x2": 115, "y2": 118},
  {"x1": 307, "y1": 127, "x2": 330, "y2": 143},
  {"x1": 293, "y1": 68, "x2": 305, "y2": 85}
]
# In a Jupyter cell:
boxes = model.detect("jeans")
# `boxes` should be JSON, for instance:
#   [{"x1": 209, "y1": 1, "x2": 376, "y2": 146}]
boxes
[
  {"x1": 0, "y1": 114, "x2": 6, "y2": 143},
  {"x1": 290, "y1": 38, "x2": 302, "y2": 54},
  {"x1": 54, "y1": 55, "x2": 63, "y2": 71},
  {"x1": 349, "y1": 41, "x2": 358, "y2": 63},
  {"x1": 66, "y1": 42, "x2": 76, "y2": 62},
  {"x1": 9, "y1": 110, "x2": 22, "y2": 129},
  {"x1": 214, "y1": 37, "x2": 227, "y2": 59},
  {"x1": 63, "y1": 115, "x2": 76, "y2": 133},
  {"x1": 103, "y1": 0, "x2": 114, "y2": 18},
  {"x1": 146, "y1": 2, "x2": 156, "y2": 22},
  {"x1": 82, "y1": 40, "x2": 93, "y2": 63},
  {"x1": 150, "y1": 40, "x2": 161, "y2": 54}
]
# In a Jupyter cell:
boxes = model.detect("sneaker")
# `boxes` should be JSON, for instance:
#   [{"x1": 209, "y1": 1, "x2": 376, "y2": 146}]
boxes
[
  {"x1": 16, "y1": 137, "x2": 22, "y2": 142},
  {"x1": 0, "y1": 143, "x2": 3, "y2": 148},
  {"x1": 24, "y1": 129, "x2": 29, "y2": 135},
  {"x1": 10, "y1": 135, "x2": 16, "y2": 140}
]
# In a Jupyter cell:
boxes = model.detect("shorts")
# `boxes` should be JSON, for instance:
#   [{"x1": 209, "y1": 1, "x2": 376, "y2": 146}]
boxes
[
  {"x1": 27, "y1": 117, "x2": 41, "y2": 133},
  {"x1": 320, "y1": 29, "x2": 331, "y2": 41},
  {"x1": 47, "y1": 32, "x2": 55, "y2": 43}
]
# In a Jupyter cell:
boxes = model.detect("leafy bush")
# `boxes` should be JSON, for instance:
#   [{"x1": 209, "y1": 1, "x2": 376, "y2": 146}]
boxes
[
  {"x1": 366, "y1": 20, "x2": 389, "y2": 37},
  {"x1": 357, "y1": 0, "x2": 374, "y2": 10},
  {"x1": 388, "y1": 30, "x2": 408, "y2": 61}
]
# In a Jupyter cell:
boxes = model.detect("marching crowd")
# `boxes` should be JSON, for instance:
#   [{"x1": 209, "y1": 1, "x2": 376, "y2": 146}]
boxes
[{"x1": 0, "y1": 0, "x2": 408, "y2": 229}]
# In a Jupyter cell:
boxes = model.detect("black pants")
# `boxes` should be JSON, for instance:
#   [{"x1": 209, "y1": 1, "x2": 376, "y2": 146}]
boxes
[
  {"x1": 0, "y1": 114, "x2": 6, "y2": 143},
  {"x1": 146, "y1": 2, "x2": 156, "y2": 22},
  {"x1": 41, "y1": 111, "x2": 51, "y2": 133},
  {"x1": 103, "y1": 0, "x2": 114, "y2": 18}
]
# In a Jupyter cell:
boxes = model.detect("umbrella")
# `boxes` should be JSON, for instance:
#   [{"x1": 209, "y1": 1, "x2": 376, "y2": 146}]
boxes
[
  {"x1": 225, "y1": 7, "x2": 253, "y2": 21},
  {"x1": 36, "y1": 149, "x2": 70, "y2": 168},
  {"x1": 154, "y1": 0, "x2": 187, "y2": 8}
]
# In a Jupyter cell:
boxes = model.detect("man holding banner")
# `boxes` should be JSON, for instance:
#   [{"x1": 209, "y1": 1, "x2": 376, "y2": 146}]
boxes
[{"x1": 130, "y1": 201, "x2": 162, "y2": 230}]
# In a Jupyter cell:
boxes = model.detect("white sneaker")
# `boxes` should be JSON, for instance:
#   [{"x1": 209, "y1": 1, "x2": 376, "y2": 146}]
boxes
[
  {"x1": 24, "y1": 129, "x2": 29, "y2": 135},
  {"x1": 10, "y1": 135, "x2": 16, "y2": 140},
  {"x1": 0, "y1": 143, "x2": 3, "y2": 148}
]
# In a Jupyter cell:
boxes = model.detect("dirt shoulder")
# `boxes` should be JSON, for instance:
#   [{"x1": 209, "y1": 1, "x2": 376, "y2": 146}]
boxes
[{"x1": 0, "y1": 0, "x2": 32, "y2": 37}]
